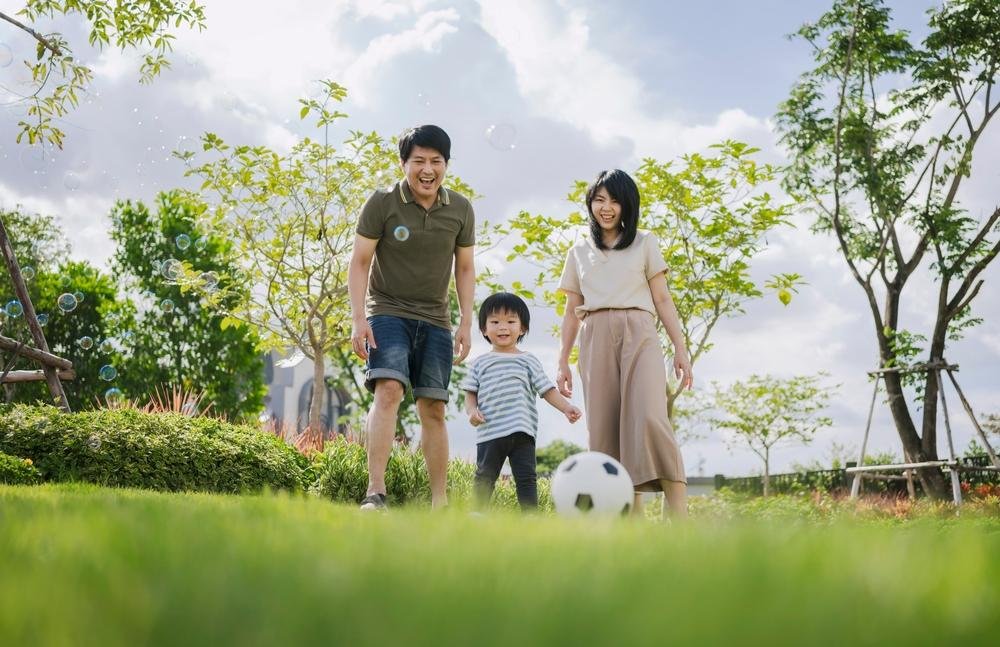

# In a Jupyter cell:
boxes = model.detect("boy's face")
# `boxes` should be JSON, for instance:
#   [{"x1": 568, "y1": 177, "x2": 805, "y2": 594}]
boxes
[
  {"x1": 401, "y1": 145, "x2": 447, "y2": 205},
  {"x1": 482, "y1": 309, "x2": 524, "y2": 352}
]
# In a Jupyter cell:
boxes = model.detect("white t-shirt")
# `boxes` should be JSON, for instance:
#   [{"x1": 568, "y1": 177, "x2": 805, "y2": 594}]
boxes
[
  {"x1": 460, "y1": 351, "x2": 554, "y2": 444},
  {"x1": 558, "y1": 230, "x2": 668, "y2": 318}
]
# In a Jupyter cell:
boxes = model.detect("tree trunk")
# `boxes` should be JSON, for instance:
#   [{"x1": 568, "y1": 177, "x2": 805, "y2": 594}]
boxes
[
  {"x1": 309, "y1": 348, "x2": 325, "y2": 435},
  {"x1": 763, "y1": 449, "x2": 771, "y2": 497},
  {"x1": 880, "y1": 290, "x2": 950, "y2": 499}
]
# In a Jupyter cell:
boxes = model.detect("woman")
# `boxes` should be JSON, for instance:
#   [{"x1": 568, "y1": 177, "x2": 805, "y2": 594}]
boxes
[{"x1": 556, "y1": 169, "x2": 692, "y2": 518}]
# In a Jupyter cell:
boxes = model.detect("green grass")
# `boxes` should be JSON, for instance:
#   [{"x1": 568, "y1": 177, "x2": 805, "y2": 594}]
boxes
[{"x1": 2, "y1": 484, "x2": 999, "y2": 646}]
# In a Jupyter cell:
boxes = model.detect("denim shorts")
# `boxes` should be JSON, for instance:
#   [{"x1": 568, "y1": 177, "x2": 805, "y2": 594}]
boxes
[{"x1": 365, "y1": 315, "x2": 453, "y2": 401}]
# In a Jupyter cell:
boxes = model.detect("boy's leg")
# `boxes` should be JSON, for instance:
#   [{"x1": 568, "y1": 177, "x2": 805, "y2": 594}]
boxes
[
  {"x1": 509, "y1": 433, "x2": 538, "y2": 511},
  {"x1": 411, "y1": 321, "x2": 454, "y2": 509},
  {"x1": 474, "y1": 437, "x2": 509, "y2": 509},
  {"x1": 363, "y1": 316, "x2": 414, "y2": 502},
  {"x1": 416, "y1": 398, "x2": 449, "y2": 508}
]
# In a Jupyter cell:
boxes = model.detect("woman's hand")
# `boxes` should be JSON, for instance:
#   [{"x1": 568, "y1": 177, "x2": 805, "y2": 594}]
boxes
[
  {"x1": 674, "y1": 354, "x2": 693, "y2": 390},
  {"x1": 556, "y1": 362, "x2": 573, "y2": 398}
]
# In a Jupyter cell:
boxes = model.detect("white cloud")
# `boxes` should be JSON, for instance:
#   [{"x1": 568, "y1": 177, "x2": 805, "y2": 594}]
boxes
[{"x1": 477, "y1": 0, "x2": 774, "y2": 160}]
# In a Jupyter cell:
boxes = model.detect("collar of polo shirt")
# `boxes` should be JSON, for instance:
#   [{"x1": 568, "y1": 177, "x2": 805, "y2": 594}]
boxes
[{"x1": 399, "y1": 180, "x2": 451, "y2": 206}]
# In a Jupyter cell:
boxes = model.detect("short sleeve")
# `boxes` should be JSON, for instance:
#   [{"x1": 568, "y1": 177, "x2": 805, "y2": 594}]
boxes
[
  {"x1": 459, "y1": 358, "x2": 480, "y2": 393},
  {"x1": 558, "y1": 248, "x2": 581, "y2": 294},
  {"x1": 456, "y1": 200, "x2": 475, "y2": 247},
  {"x1": 356, "y1": 192, "x2": 385, "y2": 239},
  {"x1": 644, "y1": 234, "x2": 668, "y2": 280},
  {"x1": 527, "y1": 354, "x2": 555, "y2": 396}
]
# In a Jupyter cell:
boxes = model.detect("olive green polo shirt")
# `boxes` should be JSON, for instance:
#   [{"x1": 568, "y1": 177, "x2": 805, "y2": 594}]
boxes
[{"x1": 356, "y1": 180, "x2": 475, "y2": 329}]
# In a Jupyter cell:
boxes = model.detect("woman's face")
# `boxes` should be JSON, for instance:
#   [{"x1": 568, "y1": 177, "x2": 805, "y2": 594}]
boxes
[{"x1": 590, "y1": 186, "x2": 622, "y2": 235}]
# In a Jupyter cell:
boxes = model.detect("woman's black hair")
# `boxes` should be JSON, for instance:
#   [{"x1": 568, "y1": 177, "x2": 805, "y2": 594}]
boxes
[
  {"x1": 586, "y1": 168, "x2": 639, "y2": 250},
  {"x1": 478, "y1": 292, "x2": 530, "y2": 343},
  {"x1": 398, "y1": 124, "x2": 451, "y2": 163}
]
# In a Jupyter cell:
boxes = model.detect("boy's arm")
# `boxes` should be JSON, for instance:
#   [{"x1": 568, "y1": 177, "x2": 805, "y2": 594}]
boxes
[
  {"x1": 464, "y1": 391, "x2": 485, "y2": 426},
  {"x1": 542, "y1": 388, "x2": 581, "y2": 423}
]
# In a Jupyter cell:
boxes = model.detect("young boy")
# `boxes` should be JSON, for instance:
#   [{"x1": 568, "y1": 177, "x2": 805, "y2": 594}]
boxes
[{"x1": 461, "y1": 292, "x2": 582, "y2": 511}]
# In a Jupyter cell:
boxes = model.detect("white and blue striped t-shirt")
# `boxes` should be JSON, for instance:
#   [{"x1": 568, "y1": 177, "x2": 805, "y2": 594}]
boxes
[{"x1": 460, "y1": 351, "x2": 555, "y2": 444}]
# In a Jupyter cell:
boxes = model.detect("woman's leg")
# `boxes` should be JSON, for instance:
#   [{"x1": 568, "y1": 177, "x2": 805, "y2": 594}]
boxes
[{"x1": 660, "y1": 480, "x2": 688, "y2": 520}]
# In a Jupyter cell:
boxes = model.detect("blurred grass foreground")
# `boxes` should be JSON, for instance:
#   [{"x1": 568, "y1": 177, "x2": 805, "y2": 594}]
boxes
[{"x1": 2, "y1": 483, "x2": 999, "y2": 646}]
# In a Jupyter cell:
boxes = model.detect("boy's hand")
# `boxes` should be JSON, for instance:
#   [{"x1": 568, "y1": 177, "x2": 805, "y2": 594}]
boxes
[
  {"x1": 564, "y1": 405, "x2": 582, "y2": 424},
  {"x1": 468, "y1": 408, "x2": 486, "y2": 426}
]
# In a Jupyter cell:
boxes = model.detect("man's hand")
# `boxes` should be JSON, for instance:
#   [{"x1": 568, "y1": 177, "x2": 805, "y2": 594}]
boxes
[
  {"x1": 351, "y1": 318, "x2": 376, "y2": 360},
  {"x1": 453, "y1": 321, "x2": 473, "y2": 364}
]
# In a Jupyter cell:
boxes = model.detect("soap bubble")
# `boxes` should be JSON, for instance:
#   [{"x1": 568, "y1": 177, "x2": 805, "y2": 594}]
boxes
[
  {"x1": 175, "y1": 234, "x2": 191, "y2": 250},
  {"x1": 485, "y1": 123, "x2": 517, "y2": 151},
  {"x1": 4, "y1": 300, "x2": 23, "y2": 318},
  {"x1": 99, "y1": 365, "x2": 118, "y2": 381},
  {"x1": 393, "y1": 226, "x2": 410, "y2": 242},
  {"x1": 78, "y1": 336, "x2": 94, "y2": 350},
  {"x1": 160, "y1": 298, "x2": 175, "y2": 313},
  {"x1": 57, "y1": 292, "x2": 78, "y2": 312}
]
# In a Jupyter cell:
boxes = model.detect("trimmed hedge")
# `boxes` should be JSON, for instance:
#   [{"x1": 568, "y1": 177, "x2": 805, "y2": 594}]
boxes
[
  {"x1": 0, "y1": 404, "x2": 302, "y2": 493},
  {"x1": 311, "y1": 436, "x2": 553, "y2": 510},
  {"x1": 0, "y1": 451, "x2": 41, "y2": 485}
]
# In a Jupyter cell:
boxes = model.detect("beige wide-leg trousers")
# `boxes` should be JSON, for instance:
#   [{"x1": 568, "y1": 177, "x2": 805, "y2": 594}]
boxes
[{"x1": 578, "y1": 308, "x2": 686, "y2": 490}]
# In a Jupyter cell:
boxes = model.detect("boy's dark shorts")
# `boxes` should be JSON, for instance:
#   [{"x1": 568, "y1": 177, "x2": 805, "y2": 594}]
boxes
[{"x1": 365, "y1": 315, "x2": 453, "y2": 402}]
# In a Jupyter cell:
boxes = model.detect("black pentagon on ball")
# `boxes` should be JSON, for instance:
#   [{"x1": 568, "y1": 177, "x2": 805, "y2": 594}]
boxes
[
  {"x1": 574, "y1": 493, "x2": 594, "y2": 511},
  {"x1": 602, "y1": 461, "x2": 618, "y2": 476},
  {"x1": 620, "y1": 502, "x2": 631, "y2": 516},
  {"x1": 562, "y1": 459, "x2": 577, "y2": 472}
]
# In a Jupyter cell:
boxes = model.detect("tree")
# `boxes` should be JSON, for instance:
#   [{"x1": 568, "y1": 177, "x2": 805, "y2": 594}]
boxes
[
  {"x1": 485, "y1": 141, "x2": 801, "y2": 427},
  {"x1": 1, "y1": 208, "x2": 132, "y2": 409},
  {"x1": 535, "y1": 439, "x2": 585, "y2": 477},
  {"x1": 1, "y1": 0, "x2": 206, "y2": 148},
  {"x1": 109, "y1": 191, "x2": 265, "y2": 421},
  {"x1": 708, "y1": 374, "x2": 835, "y2": 496},
  {"x1": 775, "y1": 0, "x2": 1000, "y2": 498},
  {"x1": 177, "y1": 81, "x2": 479, "y2": 436}
]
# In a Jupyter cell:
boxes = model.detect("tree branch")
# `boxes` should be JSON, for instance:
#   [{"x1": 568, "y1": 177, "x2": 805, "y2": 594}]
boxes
[{"x1": 0, "y1": 11, "x2": 63, "y2": 57}]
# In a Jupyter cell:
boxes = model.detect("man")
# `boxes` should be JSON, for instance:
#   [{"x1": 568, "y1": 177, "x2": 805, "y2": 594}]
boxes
[{"x1": 348, "y1": 124, "x2": 475, "y2": 510}]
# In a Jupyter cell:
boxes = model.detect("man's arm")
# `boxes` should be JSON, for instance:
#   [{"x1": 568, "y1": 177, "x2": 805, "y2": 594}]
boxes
[
  {"x1": 348, "y1": 234, "x2": 379, "y2": 360},
  {"x1": 453, "y1": 244, "x2": 475, "y2": 363}
]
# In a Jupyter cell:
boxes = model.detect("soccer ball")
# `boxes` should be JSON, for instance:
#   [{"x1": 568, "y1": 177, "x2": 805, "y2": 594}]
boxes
[{"x1": 551, "y1": 452, "x2": 634, "y2": 517}]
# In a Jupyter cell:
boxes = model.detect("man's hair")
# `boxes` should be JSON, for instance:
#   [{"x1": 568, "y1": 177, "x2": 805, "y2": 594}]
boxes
[
  {"x1": 478, "y1": 292, "x2": 530, "y2": 343},
  {"x1": 399, "y1": 124, "x2": 451, "y2": 163},
  {"x1": 586, "y1": 168, "x2": 640, "y2": 250}
]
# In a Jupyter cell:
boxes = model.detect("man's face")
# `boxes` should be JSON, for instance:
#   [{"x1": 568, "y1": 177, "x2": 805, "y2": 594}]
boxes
[{"x1": 401, "y1": 145, "x2": 447, "y2": 205}]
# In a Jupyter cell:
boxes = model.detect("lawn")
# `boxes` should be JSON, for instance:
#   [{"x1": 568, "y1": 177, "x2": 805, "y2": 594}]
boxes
[{"x1": 2, "y1": 484, "x2": 999, "y2": 646}]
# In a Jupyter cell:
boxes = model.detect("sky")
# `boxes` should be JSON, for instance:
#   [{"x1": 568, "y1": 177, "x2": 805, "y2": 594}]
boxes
[{"x1": 1, "y1": 0, "x2": 998, "y2": 477}]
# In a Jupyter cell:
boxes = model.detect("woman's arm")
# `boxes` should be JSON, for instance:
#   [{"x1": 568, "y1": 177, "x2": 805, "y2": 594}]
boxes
[
  {"x1": 648, "y1": 272, "x2": 693, "y2": 390},
  {"x1": 556, "y1": 291, "x2": 584, "y2": 397}
]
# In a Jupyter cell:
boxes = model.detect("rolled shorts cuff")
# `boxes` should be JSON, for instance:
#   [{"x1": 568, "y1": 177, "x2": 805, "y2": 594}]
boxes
[
  {"x1": 365, "y1": 368, "x2": 411, "y2": 393},
  {"x1": 413, "y1": 387, "x2": 449, "y2": 402}
]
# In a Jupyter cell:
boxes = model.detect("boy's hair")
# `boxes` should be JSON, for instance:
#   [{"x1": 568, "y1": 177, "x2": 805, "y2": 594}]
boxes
[
  {"x1": 478, "y1": 292, "x2": 530, "y2": 343},
  {"x1": 399, "y1": 124, "x2": 451, "y2": 163},
  {"x1": 586, "y1": 168, "x2": 640, "y2": 251}
]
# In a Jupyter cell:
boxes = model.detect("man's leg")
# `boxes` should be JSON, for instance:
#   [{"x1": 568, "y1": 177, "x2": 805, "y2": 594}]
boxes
[
  {"x1": 366, "y1": 378, "x2": 405, "y2": 497},
  {"x1": 416, "y1": 397, "x2": 449, "y2": 508}
]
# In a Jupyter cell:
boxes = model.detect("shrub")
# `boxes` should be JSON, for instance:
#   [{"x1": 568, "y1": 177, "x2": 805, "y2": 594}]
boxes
[
  {"x1": 0, "y1": 451, "x2": 41, "y2": 485},
  {"x1": 309, "y1": 437, "x2": 554, "y2": 511},
  {"x1": 0, "y1": 404, "x2": 302, "y2": 493}
]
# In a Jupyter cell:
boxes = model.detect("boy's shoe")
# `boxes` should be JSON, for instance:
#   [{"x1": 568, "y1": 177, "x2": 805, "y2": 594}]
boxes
[{"x1": 359, "y1": 493, "x2": 387, "y2": 511}]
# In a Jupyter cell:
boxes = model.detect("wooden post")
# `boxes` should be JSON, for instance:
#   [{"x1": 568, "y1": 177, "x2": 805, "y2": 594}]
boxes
[
  {"x1": 850, "y1": 375, "x2": 881, "y2": 498},
  {"x1": 945, "y1": 369, "x2": 1000, "y2": 469},
  {"x1": 937, "y1": 369, "x2": 962, "y2": 505},
  {"x1": 0, "y1": 212, "x2": 70, "y2": 410}
]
